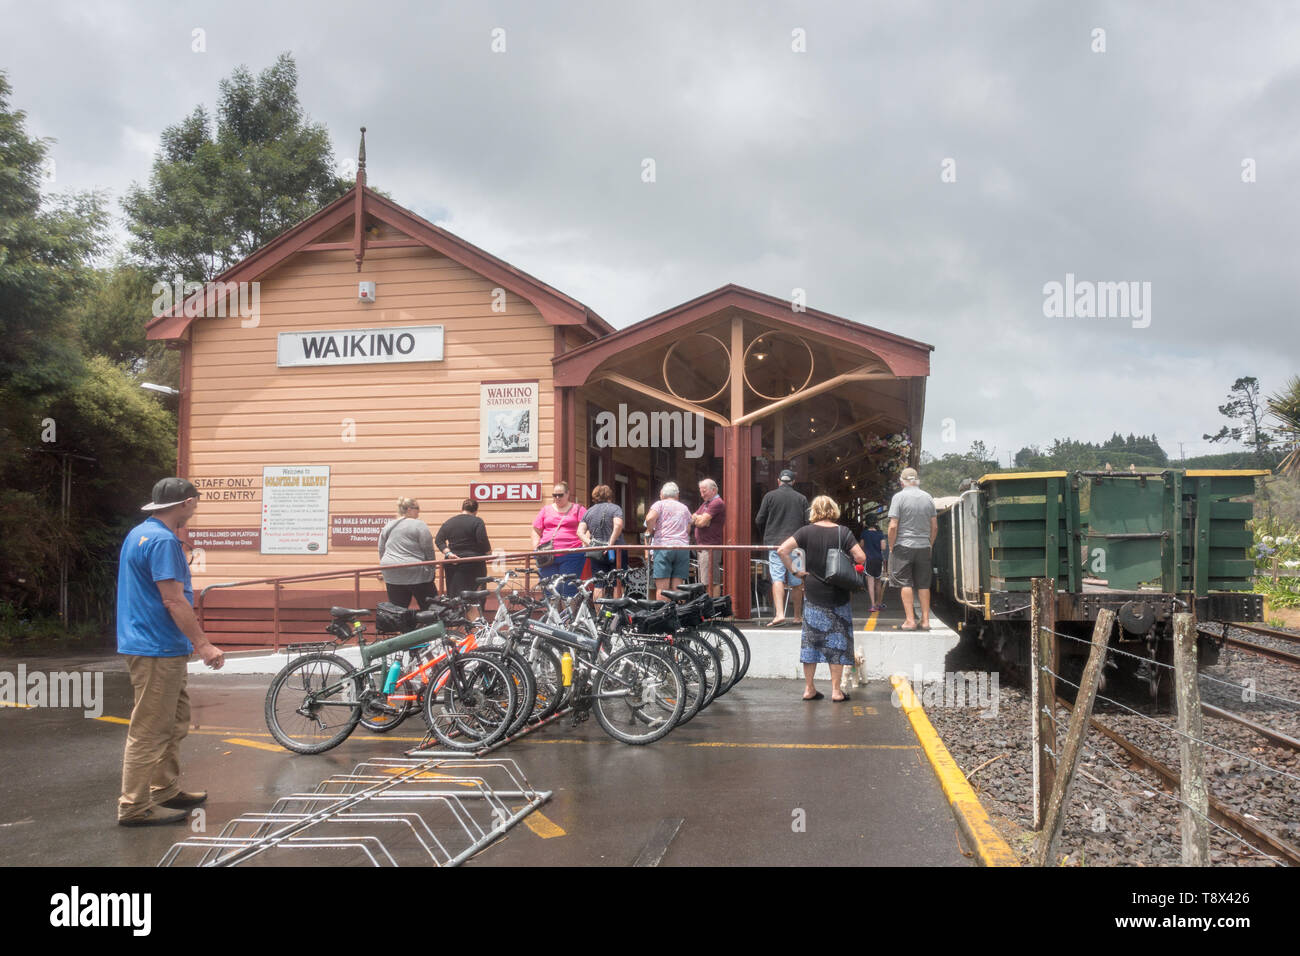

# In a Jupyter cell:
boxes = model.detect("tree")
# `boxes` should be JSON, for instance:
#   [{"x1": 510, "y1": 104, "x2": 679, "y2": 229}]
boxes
[
  {"x1": 1268, "y1": 376, "x2": 1300, "y2": 478},
  {"x1": 0, "y1": 71, "x2": 112, "y2": 623},
  {"x1": 1204, "y1": 377, "x2": 1277, "y2": 466},
  {"x1": 122, "y1": 53, "x2": 351, "y2": 282}
]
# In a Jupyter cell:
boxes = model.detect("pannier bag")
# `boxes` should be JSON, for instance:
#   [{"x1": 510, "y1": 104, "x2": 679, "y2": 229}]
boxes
[
  {"x1": 375, "y1": 601, "x2": 417, "y2": 634},
  {"x1": 708, "y1": 595, "x2": 733, "y2": 619},
  {"x1": 678, "y1": 596, "x2": 712, "y2": 629},
  {"x1": 627, "y1": 604, "x2": 679, "y2": 635}
]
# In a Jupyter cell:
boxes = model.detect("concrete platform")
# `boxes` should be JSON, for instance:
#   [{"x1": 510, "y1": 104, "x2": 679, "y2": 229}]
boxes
[{"x1": 0, "y1": 652, "x2": 974, "y2": 867}]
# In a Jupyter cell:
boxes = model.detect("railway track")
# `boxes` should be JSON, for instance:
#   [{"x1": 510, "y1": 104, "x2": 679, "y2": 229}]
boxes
[
  {"x1": 1200, "y1": 624, "x2": 1300, "y2": 667},
  {"x1": 1055, "y1": 695, "x2": 1300, "y2": 867}
]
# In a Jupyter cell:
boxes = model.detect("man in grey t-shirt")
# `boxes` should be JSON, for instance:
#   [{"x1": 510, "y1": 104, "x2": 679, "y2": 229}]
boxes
[{"x1": 887, "y1": 467, "x2": 937, "y2": 630}]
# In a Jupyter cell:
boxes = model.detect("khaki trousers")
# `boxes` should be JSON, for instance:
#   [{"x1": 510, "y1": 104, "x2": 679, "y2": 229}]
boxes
[{"x1": 118, "y1": 654, "x2": 190, "y2": 820}]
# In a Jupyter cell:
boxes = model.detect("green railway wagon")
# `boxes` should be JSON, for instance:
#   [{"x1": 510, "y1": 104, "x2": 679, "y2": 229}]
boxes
[{"x1": 932, "y1": 469, "x2": 1267, "y2": 690}]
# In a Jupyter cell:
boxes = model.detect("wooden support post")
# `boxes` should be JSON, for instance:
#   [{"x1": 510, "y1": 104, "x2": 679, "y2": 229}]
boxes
[
  {"x1": 1034, "y1": 607, "x2": 1114, "y2": 866},
  {"x1": 1173, "y1": 612, "x2": 1209, "y2": 865},
  {"x1": 1030, "y1": 577, "x2": 1058, "y2": 830}
]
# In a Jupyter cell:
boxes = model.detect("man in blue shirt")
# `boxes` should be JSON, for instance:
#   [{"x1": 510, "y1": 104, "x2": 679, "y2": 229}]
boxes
[{"x1": 117, "y1": 477, "x2": 225, "y2": 826}]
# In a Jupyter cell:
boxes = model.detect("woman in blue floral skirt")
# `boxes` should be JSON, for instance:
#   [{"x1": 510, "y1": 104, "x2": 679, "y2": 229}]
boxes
[{"x1": 777, "y1": 495, "x2": 867, "y2": 702}]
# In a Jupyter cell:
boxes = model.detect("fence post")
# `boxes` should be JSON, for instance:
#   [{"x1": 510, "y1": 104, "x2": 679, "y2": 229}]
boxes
[
  {"x1": 1173, "y1": 612, "x2": 1209, "y2": 865},
  {"x1": 1034, "y1": 607, "x2": 1114, "y2": 866},
  {"x1": 1030, "y1": 577, "x2": 1058, "y2": 830}
]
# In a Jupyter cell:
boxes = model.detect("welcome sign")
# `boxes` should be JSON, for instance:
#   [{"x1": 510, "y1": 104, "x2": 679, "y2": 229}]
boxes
[{"x1": 277, "y1": 325, "x2": 444, "y2": 367}]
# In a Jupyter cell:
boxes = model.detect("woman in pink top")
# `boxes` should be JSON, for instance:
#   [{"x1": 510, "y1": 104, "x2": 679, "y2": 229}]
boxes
[{"x1": 531, "y1": 480, "x2": 587, "y2": 596}]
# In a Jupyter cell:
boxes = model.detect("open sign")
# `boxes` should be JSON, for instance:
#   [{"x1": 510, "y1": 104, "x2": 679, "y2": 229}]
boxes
[{"x1": 470, "y1": 482, "x2": 541, "y2": 502}]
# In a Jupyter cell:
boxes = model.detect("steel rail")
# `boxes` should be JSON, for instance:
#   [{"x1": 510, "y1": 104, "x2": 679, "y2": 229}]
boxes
[{"x1": 1055, "y1": 695, "x2": 1300, "y2": 866}]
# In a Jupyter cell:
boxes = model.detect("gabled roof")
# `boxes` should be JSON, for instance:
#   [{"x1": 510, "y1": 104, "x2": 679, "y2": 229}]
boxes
[
  {"x1": 146, "y1": 184, "x2": 613, "y2": 341},
  {"x1": 552, "y1": 283, "x2": 933, "y2": 387}
]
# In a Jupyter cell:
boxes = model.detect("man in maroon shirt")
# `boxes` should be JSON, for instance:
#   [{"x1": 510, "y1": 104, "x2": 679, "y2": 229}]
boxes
[{"x1": 692, "y1": 478, "x2": 726, "y2": 598}]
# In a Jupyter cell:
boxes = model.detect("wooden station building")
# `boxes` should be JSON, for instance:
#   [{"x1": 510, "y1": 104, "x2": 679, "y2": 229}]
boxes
[{"x1": 147, "y1": 137, "x2": 932, "y2": 629}]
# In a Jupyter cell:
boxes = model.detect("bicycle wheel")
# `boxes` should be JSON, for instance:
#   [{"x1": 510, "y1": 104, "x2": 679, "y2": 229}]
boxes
[
  {"x1": 695, "y1": 626, "x2": 738, "y2": 697},
  {"x1": 662, "y1": 643, "x2": 705, "y2": 726},
  {"x1": 422, "y1": 652, "x2": 517, "y2": 751},
  {"x1": 526, "y1": 645, "x2": 565, "y2": 721},
  {"x1": 265, "y1": 653, "x2": 364, "y2": 754},
  {"x1": 492, "y1": 649, "x2": 537, "y2": 738},
  {"x1": 718, "y1": 621, "x2": 751, "y2": 684},
  {"x1": 360, "y1": 701, "x2": 411, "y2": 733},
  {"x1": 359, "y1": 657, "x2": 411, "y2": 733},
  {"x1": 677, "y1": 633, "x2": 722, "y2": 710},
  {"x1": 591, "y1": 646, "x2": 685, "y2": 745}
]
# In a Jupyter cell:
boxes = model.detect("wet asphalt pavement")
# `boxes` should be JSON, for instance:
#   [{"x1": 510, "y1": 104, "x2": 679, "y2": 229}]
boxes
[{"x1": 0, "y1": 651, "x2": 971, "y2": 867}]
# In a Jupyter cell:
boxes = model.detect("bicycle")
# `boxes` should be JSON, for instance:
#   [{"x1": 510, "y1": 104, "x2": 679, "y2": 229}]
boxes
[
  {"x1": 518, "y1": 617, "x2": 686, "y2": 745},
  {"x1": 264, "y1": 603, "x2": 515, "y2": 754}
]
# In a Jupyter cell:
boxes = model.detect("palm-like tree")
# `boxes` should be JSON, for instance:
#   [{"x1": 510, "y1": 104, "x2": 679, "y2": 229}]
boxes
[{"x1": 1269, "y1": 376, "x2": 1300, "y2": 478}]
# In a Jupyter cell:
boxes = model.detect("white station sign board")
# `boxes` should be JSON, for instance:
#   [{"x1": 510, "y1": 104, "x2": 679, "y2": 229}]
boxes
[
  {"x1": 260, "y1": 465, "x2": 330, "y2": 554},
  {"x1": 277, "y1": 325, "x2": 444, "y2": 367}
]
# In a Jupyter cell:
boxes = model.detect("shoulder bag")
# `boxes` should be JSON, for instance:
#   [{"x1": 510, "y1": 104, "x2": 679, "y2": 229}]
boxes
[{"x1": 821, "y1": 526, "x2": 865, "y2": 592}]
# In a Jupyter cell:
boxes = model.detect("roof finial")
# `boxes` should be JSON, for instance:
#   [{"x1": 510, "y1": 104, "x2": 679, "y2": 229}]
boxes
[{"x1": 358, "y1": 127, "x2": 367, "y2": 172}]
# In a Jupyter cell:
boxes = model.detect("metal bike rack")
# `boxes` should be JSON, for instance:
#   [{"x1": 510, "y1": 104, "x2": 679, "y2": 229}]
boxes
[
  {"x1": 408, "y1": 707, "x2": 573, "y2": 758},
  {"x1": 158, "y1": 755, "x2": 551, "y2": 867}
]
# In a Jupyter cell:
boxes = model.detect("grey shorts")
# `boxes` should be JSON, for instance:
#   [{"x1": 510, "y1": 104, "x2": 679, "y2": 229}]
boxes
[{"x1": 889, "y1": 544, "x2": 932, "y2": 590}]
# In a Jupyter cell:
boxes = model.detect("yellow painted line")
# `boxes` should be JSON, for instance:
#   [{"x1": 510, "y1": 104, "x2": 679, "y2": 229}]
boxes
[
  {"x1": 381, "y1": 768, "x2": 479, "y2": 787},
  {"x1": 224, "y1": 737, "x2": 286, "y2": 752},
  {"x1": 890, "y1": 675, "x2": 1019, "y2": 867},
  {"x1": 852, "y1": 706, "x2": 865, "y2": 716},
  {"x1": 863, "y1": 610, "x2": 879, "y2": 632},
  {"x1": 688, "y1": 742, "x2": 917, "y2": 751},
  {"x1": 523, "y1": 810, "x2": 567, "y2": 839},
  {"x1": 96, "y1": 716, "x2": 130, "y2": 724},
  {"x1": 0, "y1": 701, "x2": 33, "y2": 708}
]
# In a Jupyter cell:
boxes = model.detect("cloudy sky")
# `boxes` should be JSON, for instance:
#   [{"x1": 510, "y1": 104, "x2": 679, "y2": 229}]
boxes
[{"x1": 4, "y1": 1, "x2": 1297, "y2": 463}]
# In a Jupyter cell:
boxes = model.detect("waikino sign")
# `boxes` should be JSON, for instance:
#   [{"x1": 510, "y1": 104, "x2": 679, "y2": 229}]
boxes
[{"x1": 277, "y1": 325, "x2": 445, "y2": 367}]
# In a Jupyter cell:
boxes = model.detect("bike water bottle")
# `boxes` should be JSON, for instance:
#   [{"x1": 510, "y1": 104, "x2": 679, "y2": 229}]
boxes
[
  {"x1": 791, "y1": 548, "x2": 806, "y2": 574},
  {"x1": 561, "y1": 650, "x2": 573, "y2": 687},
  {"x1": 383, "y1": 658, "x2": 402, "y2": 694}
]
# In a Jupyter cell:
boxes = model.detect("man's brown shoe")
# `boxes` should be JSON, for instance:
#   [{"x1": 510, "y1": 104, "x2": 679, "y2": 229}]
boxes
[
  {"x1": 118, "y1": 807, "x2": 188, "y2": 827},
  {"x1": 158, "y1": 790, "x2": 207, "y2": 810}
]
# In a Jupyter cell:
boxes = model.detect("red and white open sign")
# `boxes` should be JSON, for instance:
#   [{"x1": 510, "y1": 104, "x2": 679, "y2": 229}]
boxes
[{"x1": 470, "y1": 482, "x2": 541, "y2": 502}]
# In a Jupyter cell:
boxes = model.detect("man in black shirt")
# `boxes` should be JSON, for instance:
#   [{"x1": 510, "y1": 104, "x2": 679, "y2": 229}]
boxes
[
  {"x1": 436, "y1": 500, "x2": 493, "y2": 610},
  {"x1": 754, "y1": 469, "x2": 809, "y2": 625}
]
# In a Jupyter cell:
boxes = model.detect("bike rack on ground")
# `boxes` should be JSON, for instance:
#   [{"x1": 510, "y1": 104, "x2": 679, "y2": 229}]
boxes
[
  {"x1": 407, "y1": 707, "x2": 573, "y2": 758},
  {"x1": 158, "y1": 755, "x2": 551, "y2": 867}
]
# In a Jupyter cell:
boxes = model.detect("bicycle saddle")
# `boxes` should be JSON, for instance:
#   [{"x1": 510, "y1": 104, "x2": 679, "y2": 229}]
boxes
[
  {"x1": 634, "y1": 599, "x2": 667, "y2": 610},
  {"x1": 595, "y1": 597, "x2": 636, "y2": 610},
  {"x1": 459, "y1": 590, "x2": 490, "y2": 602},
  {"x1": 661, "y1": 590, "x2": 691, "y2": 602},
  {"x1": 678, "y1": 582, "x2": 708, "y2": 596},
  {"x1": 330, "y1": 606, "x2": 370, "y2": 617}
]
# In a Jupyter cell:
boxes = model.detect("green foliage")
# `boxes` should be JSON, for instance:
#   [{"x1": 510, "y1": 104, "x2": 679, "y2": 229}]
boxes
[
  {"x1": 1250, "y1": 514, "x2": 1300, "y2": 609},
  {"x1": 1204, "y1": 376, "x2": 1277, "y2": 467},
  {"x1": 919, "y1": 443, "x2": 1000, "y2": 497},
  {"x1": 122, "y1": 52, "x2": 350, "y2": 282},
  {"x1": 1267, "y1": 376, "x2": 1300, "y2": 478}
]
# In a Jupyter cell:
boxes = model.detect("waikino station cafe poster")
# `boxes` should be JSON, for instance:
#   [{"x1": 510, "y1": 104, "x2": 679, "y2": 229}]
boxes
[{"x1": 479, "y1": 380, "x2": 539, "y2": 472}]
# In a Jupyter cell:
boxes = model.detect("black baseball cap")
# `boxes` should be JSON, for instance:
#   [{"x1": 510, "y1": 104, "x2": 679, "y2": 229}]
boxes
[
  {"x1": 141, "y1": 477, "x2": 199, "y2": 512},
  {"x1": 779, "y1": 469, "x2": 795, "y2": 483}
]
